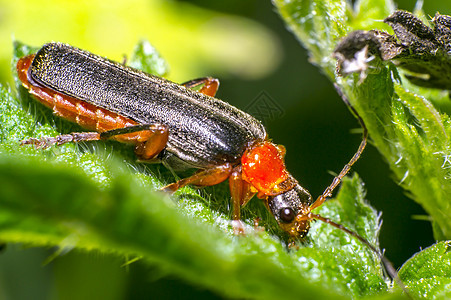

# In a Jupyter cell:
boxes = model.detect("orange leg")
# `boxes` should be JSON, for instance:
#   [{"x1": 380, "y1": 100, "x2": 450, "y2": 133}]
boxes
[
  {"x1": 161, "y1": 163, "x2": 232, "y2": 193},
  {"x1": 229, "y1": 166, "x2": 256, "y2": 220},
  {"x1": 228, "y1": 166, "x2": 256, "y2": 234},
  {"x1": 162, "y1": 164, "x2": 258, "y2": 235},
  {"x1": 182, "y1": 77, "x2": 220, "y2": 97},
  {"x1": 107, "y1": 124, "x2": 169, "y2": 160},
  {"x1": 21, "y1": 124, "x2": 169, "y2": 161}
]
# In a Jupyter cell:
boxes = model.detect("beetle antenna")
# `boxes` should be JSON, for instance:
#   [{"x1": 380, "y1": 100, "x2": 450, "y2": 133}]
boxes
[
  {"x1": 305, "y1": 84, "x2": 411, "y2": 297},
  {"x1": 310, "y1": 83, "x2": 368, "y2": 211}
]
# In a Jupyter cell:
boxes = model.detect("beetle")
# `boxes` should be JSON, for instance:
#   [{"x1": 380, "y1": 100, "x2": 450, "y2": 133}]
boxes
[{"x1": 17, "y1": 42, "x2": 367, "y2": 242}]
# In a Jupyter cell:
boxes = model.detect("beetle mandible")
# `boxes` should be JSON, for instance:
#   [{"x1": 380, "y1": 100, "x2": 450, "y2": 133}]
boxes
[{"x1": 17, "y1": 42, "x2": 367, "y2": 243}]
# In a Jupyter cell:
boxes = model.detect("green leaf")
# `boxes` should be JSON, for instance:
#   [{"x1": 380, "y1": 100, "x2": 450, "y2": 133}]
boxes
[
  {"x1": 128, "y1": 39, "x2": 169, "y2": 77},
  {"x1": 0, "y1": 40, "x2": 403, "y2": 299},
  {"x1": 274, "y1": 0, "x2": 451, "y2": 240},
  {"x1": 274, "y1": 0, "x2": 451, "y2": 297},
  {"x1": 297, "y1": 175, "x2": 388, "y2": 297},
  {"x1": 0, "y1": 152, "x2": 391, "y2": 299},
  {"x1": 399, "y1": 241, "x2": 451, "y2": 299}
]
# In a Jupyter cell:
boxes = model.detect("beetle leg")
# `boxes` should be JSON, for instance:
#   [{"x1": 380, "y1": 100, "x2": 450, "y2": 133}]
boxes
[
  {"x1": 229, "y1": 166, "x2": 256, "y2": 219},
  {"x1": 181, "y1": 77, "x2": 220, "y2": 97},
  {"x1": 100, "y1": 124, "x2": 169, "y2": 160},
  {"x1": 21, "y1": 132, "x2": 101, "y2": 149},
  {"x1": 161, "y1": 163, "x2": 232, "y2": 193},
  {"x1": 98, "y1": 124, "x2": 166, "y2": 140},
  {"x1": 229, "y1": 166, "x2": 255, "y2": 235},
  {"x1": 229, "y1": 166, "x2": 256, "y2": 234},
  {"x1": 134, "y1": 130, "x2": 168, "y2": 160},
  {"x1": 21, "y1": 124, "x2": 169, "y2": 160}
]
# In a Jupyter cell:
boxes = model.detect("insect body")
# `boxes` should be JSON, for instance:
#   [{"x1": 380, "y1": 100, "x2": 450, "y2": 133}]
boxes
[{"x1": 17, "y1": 42, "x2": 365, "y2": 242}]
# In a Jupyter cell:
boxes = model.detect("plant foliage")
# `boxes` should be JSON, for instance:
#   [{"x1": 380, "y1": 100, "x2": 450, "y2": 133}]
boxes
[
  {"x1": 274, "y1": 0, "x2": 451, "y2": 298},
  {"x1": 1, "y1": 0, "x2": 450, "y2": 295}
]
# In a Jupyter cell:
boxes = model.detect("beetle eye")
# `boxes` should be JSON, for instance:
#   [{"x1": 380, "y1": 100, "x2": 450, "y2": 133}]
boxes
[{"x1": 279, "y1": 207, "x2": 295, "y2": 223}]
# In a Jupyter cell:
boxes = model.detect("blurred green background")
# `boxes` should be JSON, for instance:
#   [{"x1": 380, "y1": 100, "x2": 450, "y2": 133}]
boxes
[{"x1": 0, "y1": 0, "x2": 449, "y2": 299}]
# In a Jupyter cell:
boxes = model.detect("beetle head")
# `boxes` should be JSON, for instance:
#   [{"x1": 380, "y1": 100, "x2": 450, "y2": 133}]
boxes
[{"x1": 267, "y1": 183, "x2": 313, "y2": 239}]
